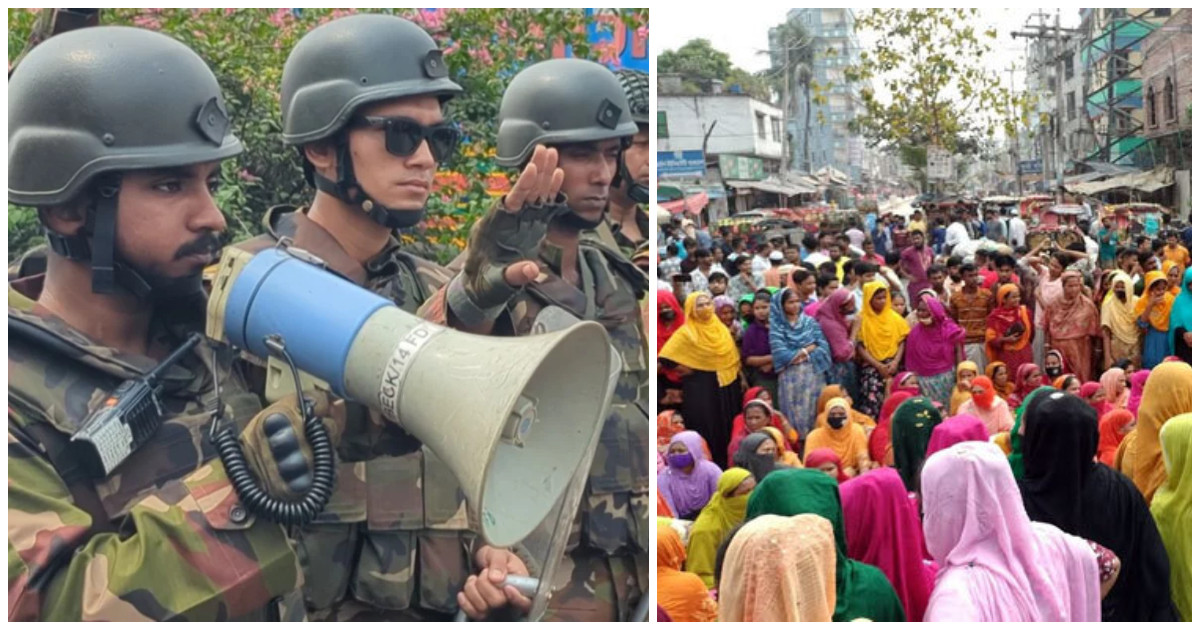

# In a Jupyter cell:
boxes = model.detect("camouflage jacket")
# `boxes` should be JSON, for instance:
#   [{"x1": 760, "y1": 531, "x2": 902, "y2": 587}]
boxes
[
  {"x1": 584, "y1": 205, "x2": 649, "y2": 262},
  {"x1": 421, "y1": 199, "x2": 651, "y2": 558},
  {"x1": 234, "y1": 206, "x2": 473, "y2": 619},
  {"x1": 7, "y1": 275, "x2": 304, "y2": 621}
]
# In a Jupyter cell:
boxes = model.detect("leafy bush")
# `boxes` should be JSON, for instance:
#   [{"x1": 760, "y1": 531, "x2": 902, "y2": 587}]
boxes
[{"x1": 7, "y1": 8, "x2": 648, "y2": 264}]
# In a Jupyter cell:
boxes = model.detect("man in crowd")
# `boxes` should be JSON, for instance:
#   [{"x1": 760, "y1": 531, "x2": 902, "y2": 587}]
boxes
[{"x1": 948, "y1": 262, "x2": 994, "y2": 368}]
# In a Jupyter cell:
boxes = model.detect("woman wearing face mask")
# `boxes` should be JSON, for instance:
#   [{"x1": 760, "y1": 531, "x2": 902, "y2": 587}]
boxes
[
  {"x1": 740, "y1": 293, "x2": 777, "y2": 402},
  {"x1": 956, "y1": 376, "x2": 1014, "y2": 435},
  {"x1": 1096, "y1": 409, "x2": 1135, "y2": 468},
  {"x1": 905, "y1": 293, "x2": 966, "y2": 410},
  {"x1": 1101, "y1": 272, "x2": 1140, "y2": 368},
  {"x1": 985, "y1": 283, "x2": 1033, "y2": 381},
  {"x1": 815, "y1": 288, "x2": 860, "y2": 403},
  {"x1": 659, "y1": 292, "x2": 745, "y2": 467},
  {"x1": 658, "y1": 431, "x2": 723, "y2": 520},
  {"x1": 733, "y1": 431, "x2": 786, "y2": 482},
  {"x1": 1044, "y1": 349, "x2": 1068, "y2": 381},
  {"x1": 686, "y1": 467, "x2": 756, "y2": 588},
  {"x1": 805, "y1": 398, "x2": 871, "y2": 479},
  {"x1": 762, "y1": 426, "x2": 803, "y2": 468},
  {"x1": 857, "y1": 281, "x2": 911, "y2": 420},
  {"x1": 657, "y1": 289, "x2": 686, "y2": 407},
  {"x1": 770, "y1": 288, "x2": 833, "y2": 442},
  {"x1": 813, "y1": 384, "x2": 876, "y2": 432},
  {"x1": 1135, "y1": 271, "x2": 1176, "y2": 370},
  {"x1": 948, "y1": 361, "x2": 978, "y2": 415}
]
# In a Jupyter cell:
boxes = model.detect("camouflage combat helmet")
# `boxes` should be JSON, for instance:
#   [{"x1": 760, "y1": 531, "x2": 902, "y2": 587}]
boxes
[
  {"x1": 495, "y1": 58, "x2": 638, "y2": 167},
  {"x1": 280, "y1": 13, "x2": 463, "y2": 229},
  {"x1": 8, "y1": 26, "x2": 242, "y2": 295},
  {"x1": 279, "y1": 13, "x2": 461, "y2": 145},
  {"x1": 614, "y1": 68, "x2": 649, "y2": 125},
  {"x1": 612, "y1": 68, "x2": 649, "y2": 203}
]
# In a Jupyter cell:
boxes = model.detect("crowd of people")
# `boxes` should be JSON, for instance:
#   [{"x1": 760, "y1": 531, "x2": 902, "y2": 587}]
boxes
[{"x1": 655, "y1": 207, "x2": 1191, "y2": 622}]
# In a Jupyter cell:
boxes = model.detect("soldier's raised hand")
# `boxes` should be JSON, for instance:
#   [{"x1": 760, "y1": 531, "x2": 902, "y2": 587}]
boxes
[{"x1": 504, "y1": 145, "x2": 564, "y2": 212}]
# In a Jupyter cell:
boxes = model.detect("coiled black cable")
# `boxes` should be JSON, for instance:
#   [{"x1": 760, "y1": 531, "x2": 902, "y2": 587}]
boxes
[
  {"x1": 207, "y1": 334, "x2": 336, "y2": 527},
  {"x1": 210, "y1": 402, "x2": 336, "y2": 527}
]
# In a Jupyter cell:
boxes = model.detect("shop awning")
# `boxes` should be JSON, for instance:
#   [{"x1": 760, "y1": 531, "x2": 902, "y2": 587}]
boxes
[
  {"x1": 1066, "y1": 166, "x2": 1175, "y2": 195},
  {"x1": 726, "y1": 179, "x2": 815, "y2": 196},
  {"x1": 659, "y1": 191, "x2": 709, "y2": 215}
]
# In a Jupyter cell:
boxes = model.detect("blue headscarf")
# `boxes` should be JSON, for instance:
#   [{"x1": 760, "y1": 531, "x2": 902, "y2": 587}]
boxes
[
  {"x1": 769, "y1": 288, "x2": 832, "y2": 373},
  {"x1": 1168, "y1": 267, "x2": 1192, "y2": 355}
]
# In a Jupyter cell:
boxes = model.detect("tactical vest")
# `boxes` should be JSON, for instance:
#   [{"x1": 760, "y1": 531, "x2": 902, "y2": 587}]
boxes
[
  {"x1": 7, "y1": 288, "x2": 303, "y2": 621},
  {"x1": 235, "y1": 207, "x2": 471, "y2": 617},
  {"x1": 505, "y1": 238, "x2": 651, "y2": 556}
]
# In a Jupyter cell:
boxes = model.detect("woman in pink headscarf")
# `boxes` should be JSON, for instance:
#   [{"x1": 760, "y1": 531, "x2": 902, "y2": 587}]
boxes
[
  {"x1": 1099, "y1": 367, "x2": 1128, "y2": 411},
  {"x1": 814, "y1": 288, "x2": 859, "y2": 403},
  {"x1": 925, "y1": 413, "x2": 990, "y2": 457},
  {"x1": 840, "y1": 467, "x2": 937, "y2": 622},
  {"x1": 1125, "y1": 369, "x2": 1151, "y2": 418},
  {"x1": 921, "y1": 441, "x2": 1101, "y2": 621},
  {"x1": 1079, "y1": 381, "x2": 1107, "y2": 417},
  {"x1": 905, "y1": 293, "x2": 966, "y2": 410}
]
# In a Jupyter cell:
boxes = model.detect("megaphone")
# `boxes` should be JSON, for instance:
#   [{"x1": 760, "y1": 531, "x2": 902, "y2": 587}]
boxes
[{"x1": 205, "y1": 246, "x2": 614, "y2": 547}]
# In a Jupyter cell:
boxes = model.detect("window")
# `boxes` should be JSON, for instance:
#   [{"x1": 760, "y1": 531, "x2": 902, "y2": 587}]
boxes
[
  {"x1": 1063, "y1": 53, "x2": 1074, "y2": 81},
  {"x1": 1165, "y1": 76, "x2": 1176, "y2": 121},
  {"x1": 658, "y1": 111, "x2": 669, "y2": 138},
  {"x1": 771, "y1": 117, "x2": 781, "y2": 142},
  {"x1": 1067, "y1": 91, "x2": 1076, "y2": 121},
  {"x1": 1153, "y1": 8, "x2": 1172, "y2": 17},
  {"x1": 756, "y1": 112, "x2": 767, "y2": 139},
  {"x1": 1147, "y1": 86, "x2": 1158, "y2": 127}
]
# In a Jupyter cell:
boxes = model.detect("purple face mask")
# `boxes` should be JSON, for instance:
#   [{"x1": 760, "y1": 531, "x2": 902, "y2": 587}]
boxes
[{"x1": 667, "y1": 452, "x2": 694, "y2": 469}]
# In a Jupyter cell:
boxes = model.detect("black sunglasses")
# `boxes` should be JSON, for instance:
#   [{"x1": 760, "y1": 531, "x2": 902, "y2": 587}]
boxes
[{"x1": 352, "y1": 116, "x2": 461, "y2": 162}]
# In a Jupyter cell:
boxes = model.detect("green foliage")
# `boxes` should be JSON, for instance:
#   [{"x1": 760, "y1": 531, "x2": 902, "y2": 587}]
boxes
[
  {"x1": 843, "y1": 9, "x2": 1033, "y2": 156},
  {"x1": 658, "y1": 38, "x2": 769, "y2": 101},
  {"x1": 7, "y1": 8, "x2": 648, "y2": 263}
]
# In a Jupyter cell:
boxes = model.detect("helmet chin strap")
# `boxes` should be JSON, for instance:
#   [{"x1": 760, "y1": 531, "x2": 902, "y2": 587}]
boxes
[
  {"x1": 616, "y1": 157, "x2": 649, "y2": 205},
  {"x1": 43, "y1": 175, "x2": 204, "y2": 303},
  {"x1": 310, "y1": 135, "x2": 426, "y2": 230}
]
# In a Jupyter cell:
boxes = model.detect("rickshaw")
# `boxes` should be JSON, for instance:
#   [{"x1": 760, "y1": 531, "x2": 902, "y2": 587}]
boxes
[
  {"x1": 1103, "y1": 203, "x2": 1169, "y2": 237},
  {"x1": 1027, "y1": 204, "x2": 1087, "y2": 251},
  {"x1": 1018, "y1": 194, "x2": 1054, "y2": 220}
]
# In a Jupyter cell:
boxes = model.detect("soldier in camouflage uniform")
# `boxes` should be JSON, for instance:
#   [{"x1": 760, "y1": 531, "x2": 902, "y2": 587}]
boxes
[
  {"x1": 588, "y1": 68, "x2": 651, "y2": 262},
  {"x1": 420, "y1": 58, "x2": 650, "y2": 621},
  {"x1": 8, "y1": 27, "x2": 306, "y2": 621},
  {"x1": 232, "y1": 14, "x2": 529, "y2": 622}
]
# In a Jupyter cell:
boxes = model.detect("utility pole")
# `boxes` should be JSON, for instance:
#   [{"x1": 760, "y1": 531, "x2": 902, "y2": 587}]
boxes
[
  {"x1": 1054, "y1": 9, "x2": 1066, "y2": 195},
  {"x1": 1009, "y1": 64, "x2": 1023, "y2": 196},
  {"x1": 782, "y1": 40, "x2": 791, "y2": 174},
  {"x1": 1012, "y1": 13, "x2": 1081, "y2": 198}
]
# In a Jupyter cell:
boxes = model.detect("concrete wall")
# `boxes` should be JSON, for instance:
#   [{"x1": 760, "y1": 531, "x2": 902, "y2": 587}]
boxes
[{"x1": 657, "y1": 94, "x2": 783, "y2": 160}]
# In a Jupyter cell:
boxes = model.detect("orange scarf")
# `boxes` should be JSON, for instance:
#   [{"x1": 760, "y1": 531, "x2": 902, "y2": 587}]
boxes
[{"x1": 1135, "y1": 271, "x2": 1176, "y2": 331}]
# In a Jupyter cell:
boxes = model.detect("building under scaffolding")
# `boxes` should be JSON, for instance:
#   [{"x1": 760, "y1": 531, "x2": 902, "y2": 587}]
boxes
[{"x1": 1078, "y1": 8, "x2": 1179, "y2": 167}]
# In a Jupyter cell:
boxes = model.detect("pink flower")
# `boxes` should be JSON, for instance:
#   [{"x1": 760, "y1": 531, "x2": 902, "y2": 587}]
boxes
[
  {"x1": 132, "y1": 15, "x2": 161, "y2": 30},
  {"x1": 224, "y1": 8, "x2": 235, "y2": 16},
  {"x1": 192, "y1": 30, "x2": 205, "y2": 39},
  {"x1": 239, "y1": 169, "x2": 260, "y2": 182},
  {"x1": 468, "y1": 47, "x2": 494, "y2": 66},
  {"x1": 529, "y1": 23, "x2": 544, "y2": 39},
  {"x1": 268, "y1": 8, "x2": 289, "y2": 27},
  {"x1": 444, "y1": 41, "x2": 461, "y2": 56}
]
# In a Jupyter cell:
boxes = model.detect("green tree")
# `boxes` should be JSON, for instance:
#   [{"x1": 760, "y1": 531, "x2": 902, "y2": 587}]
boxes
[
  {"x1": 7, "y1": 8, "x2": 648, "y2": 263},
  {"x1": 658, "y1": 38, "x2": 769, "y2": 101},
  {"x1": 844, "y1": 9, "x2": 1031, "y2": 161}
]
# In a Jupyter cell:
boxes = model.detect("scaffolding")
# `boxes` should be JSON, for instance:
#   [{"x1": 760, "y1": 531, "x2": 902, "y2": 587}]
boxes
[{"x1": 1079, "y1": 8, "x2": 1172, "y2": 166}]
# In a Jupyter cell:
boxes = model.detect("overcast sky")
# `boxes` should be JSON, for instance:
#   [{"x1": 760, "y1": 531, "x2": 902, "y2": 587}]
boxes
[{"x1": 654, "y1": 7, "x2": 1084, "y2": 98}]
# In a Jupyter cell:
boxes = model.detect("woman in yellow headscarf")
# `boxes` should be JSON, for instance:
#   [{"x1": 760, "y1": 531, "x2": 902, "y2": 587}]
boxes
[
  {"x1": 1101, "y1": 271, "x2": 1140, "y2": 367},
  {"x1": 657, "y1": 520, "x2": 719, "y2": 621},
  {"x1": 1135, "y1": 271, "x2": 1176, "y2": 369},
  {"x1": 1162, "y1": 259, "x2": 1183, "y2": 295},
  {"x1": 686, "y1": 467, "x2": 756, "y2": 588},
  {"x1": 1116, "y1": 361, "x2": 1192, "y2": 503},
  {"x1": 804, "y1": 398, "x2": 872, "y2": 478},
  {"x1": 1151, "y1": 414, "x2": 1191, "y2": 621},
  {"x1": 856, "y1": 280, "x2": 910, "y2": 419},
  {"x1": 762, "y1": 426, "x2": 804, "y2": 468},
  {"x1": 813, "y1": 383, "x2": 876, "y2": 432},
  {"x1": 659, "y1": 292, "x2": 745, "y2": 468},
  {"x1": 948, "y1": 360, "x2": 979, "y2": 414}
]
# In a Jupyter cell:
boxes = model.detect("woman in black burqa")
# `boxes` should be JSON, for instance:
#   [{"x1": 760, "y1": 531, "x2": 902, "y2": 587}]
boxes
[{"x1": 1017, "y1": 390, "x2": 1178, "y2": 621}]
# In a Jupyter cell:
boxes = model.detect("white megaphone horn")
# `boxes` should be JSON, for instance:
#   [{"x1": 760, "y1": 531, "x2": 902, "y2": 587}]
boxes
[{"x1": 205, "y1": 246, "x2": 614, "y2": 547}]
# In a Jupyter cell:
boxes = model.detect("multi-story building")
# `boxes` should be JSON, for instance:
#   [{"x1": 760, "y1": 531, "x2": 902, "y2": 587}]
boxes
[
  {"x1": 1141, "y1": 8, "x2": 1191, "y2": 170},
  {"x1": 1078, "y1": 8, "x2": 1179, "y2": 167},
  {"x1": 771, "y1": 8, "x2": 866, "y2": 183}
]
